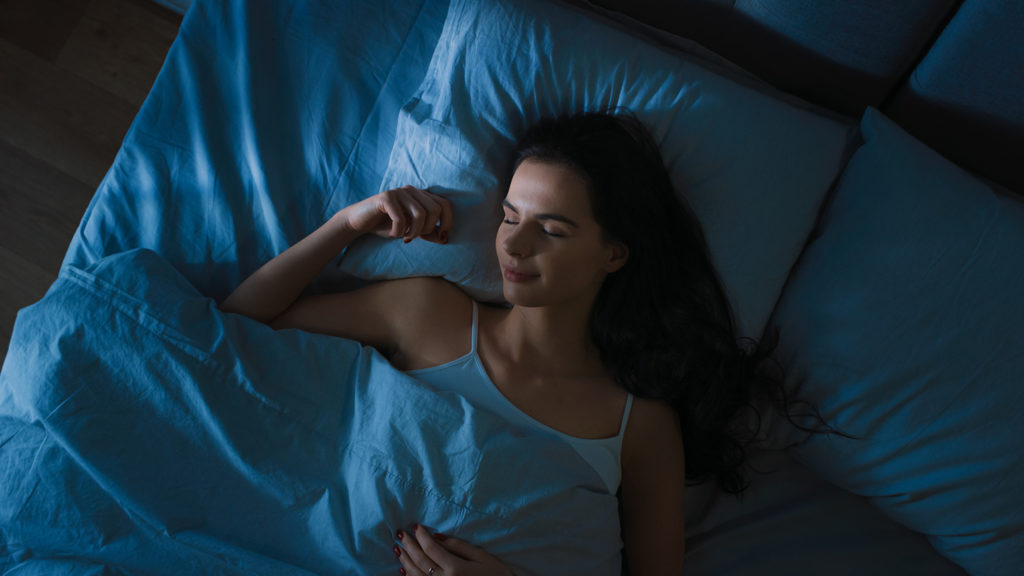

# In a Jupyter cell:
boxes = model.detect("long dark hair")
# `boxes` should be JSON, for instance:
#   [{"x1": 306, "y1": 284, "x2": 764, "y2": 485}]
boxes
[{"x1": 512, "y1": 110, "x2": 837, "y2": 495}]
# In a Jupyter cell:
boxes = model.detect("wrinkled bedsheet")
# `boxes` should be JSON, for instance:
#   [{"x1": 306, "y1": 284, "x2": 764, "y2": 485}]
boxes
[
  {"x1": 62, "y1": 0, "x2": 451, "y2": 300},
  {"x1": 0, "y1": 249, "x2": 621, "y2": 575}
]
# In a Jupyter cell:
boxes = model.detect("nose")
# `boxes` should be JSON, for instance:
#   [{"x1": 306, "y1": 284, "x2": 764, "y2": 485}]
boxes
[{"x1": 501, "y1": 223, "x2": 532, "y2": 258}]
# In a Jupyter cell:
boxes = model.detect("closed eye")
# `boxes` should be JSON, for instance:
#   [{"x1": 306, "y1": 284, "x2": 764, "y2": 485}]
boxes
[{"x1": 502, "y1": 218, "x2": 564, "y2": 237}]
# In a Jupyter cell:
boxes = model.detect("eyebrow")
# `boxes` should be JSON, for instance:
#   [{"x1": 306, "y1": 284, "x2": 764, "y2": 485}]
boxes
[{"x1": 502, "y1": 199, "x2": 580, "y2": 228}]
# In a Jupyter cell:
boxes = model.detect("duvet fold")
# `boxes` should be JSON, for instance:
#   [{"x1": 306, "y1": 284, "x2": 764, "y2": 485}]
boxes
[{"x1": 0, "y1": 249, "x2": 621, "y2": 576}]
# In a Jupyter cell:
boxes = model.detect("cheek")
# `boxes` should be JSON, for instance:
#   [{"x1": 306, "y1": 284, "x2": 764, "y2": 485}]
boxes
[
  {"x1": 548, "y1": 243, "x2": 606, "y2": 282},
  {"x1": 494, "y1": 226, "x2": 506, "y2": 255}
]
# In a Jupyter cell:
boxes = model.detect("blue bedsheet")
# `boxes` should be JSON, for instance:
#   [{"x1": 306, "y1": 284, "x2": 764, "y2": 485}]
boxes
[
  {"x1": 0, "y1": 250, "x2": 621, "y2": 575},
  {"x1": 62, "y1": 0, "x2": 450, "y2": 300}
]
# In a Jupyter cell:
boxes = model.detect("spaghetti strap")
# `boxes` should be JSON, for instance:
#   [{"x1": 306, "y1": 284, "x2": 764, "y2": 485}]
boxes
[
  {"x1": 413, "y1": 303, "x2": 631, "y2": 494},
  {"x1": 469, "y1": 300, "x2": 479, "y2": 355},
  {"x1": 618, "y1": 393, "x2": 634, "y2": 438}
]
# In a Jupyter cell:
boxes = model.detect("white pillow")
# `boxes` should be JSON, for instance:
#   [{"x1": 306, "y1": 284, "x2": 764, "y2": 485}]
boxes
[{"x1": 343, "y1": 0, "x2": 854, "y2": 339}]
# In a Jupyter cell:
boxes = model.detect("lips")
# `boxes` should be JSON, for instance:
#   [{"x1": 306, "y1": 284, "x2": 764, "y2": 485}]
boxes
[{"x1": 502, "y1": 266, "x2": 538, "y2": 283}]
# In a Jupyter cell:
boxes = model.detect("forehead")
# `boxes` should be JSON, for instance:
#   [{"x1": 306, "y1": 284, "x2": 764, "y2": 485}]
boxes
[{"x1": 506, "y1": 159, "x2": 592, "y2": 215}]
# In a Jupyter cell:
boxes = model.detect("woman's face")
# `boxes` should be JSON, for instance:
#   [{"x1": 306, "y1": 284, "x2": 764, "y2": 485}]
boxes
[{"x1": 496, "y1": 158, "x2": 627, "y2": 308}]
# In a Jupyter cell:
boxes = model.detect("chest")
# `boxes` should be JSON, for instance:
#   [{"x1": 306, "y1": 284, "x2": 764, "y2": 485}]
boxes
[{"x1": 478, "y1": 351, "x2": 628, "y2": 440}]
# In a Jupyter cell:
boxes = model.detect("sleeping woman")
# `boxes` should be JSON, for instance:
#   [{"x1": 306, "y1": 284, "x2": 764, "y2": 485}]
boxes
[{"x1": 222, "y1": 111, "x2": 810, "y2": 575}]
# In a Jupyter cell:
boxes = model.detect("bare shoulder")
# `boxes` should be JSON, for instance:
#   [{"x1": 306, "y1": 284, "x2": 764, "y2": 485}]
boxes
[
  {"x1": 624, "y1": 397, "x2": 681, "y2": 439},
  {"x1": 622, "y1": 397, "x2": 684, "y2": 467},
  {"x1": 269, "y1": 276, "x2": 473, "y2": 367},
  {"x1": 386, "y1": 277, "x2": 475, "y2": 369},
  {"x1": 390, "y1": 276, "x2": 472, "y2": 324},
  {"x1": 386, "y1": 276, "x2": 469, "y2": 309}
]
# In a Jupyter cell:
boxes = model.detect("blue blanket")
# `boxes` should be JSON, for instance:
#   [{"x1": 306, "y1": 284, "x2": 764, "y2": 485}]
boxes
[{"x1": 0, "y1": 250, "x2": 621, "y2": 575}]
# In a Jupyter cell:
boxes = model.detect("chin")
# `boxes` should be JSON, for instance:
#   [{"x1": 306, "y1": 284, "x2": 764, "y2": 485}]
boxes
[{"x1": 502, "y1": 283, "x2": 545, "y2": 308}]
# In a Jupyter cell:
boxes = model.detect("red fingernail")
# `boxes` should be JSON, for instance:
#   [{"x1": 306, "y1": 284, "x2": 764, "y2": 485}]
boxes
[
  {"x1": 433, "y1": 532, "x2": 448, "y2": 541},
  {"x1": 403, "y1": 237, "x2": 411, "y2": 244},
  {"x1": 396, "y1": 530, "x2": 403, "y2": 540},
  {"x1": 412, "y1": 523, "x2": 419, "y2": 532},
  {"x1": 393, "y1": 545, "x2": 401, "y2": 558},
  {"x1": 399, "y1": 569, "x2": 407, "y2": 576}
]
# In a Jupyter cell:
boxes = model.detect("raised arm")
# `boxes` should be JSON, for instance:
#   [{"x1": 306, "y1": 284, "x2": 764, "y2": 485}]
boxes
[
  {"x1": 218, "y1": 187, "x2": 461, "y2": 356},
  {"x1": 220, "y1": 185, "x2": 452, "y2": 324},
  {"x1": 219, "y1": 210, "x2": 362, "y2": 324}
]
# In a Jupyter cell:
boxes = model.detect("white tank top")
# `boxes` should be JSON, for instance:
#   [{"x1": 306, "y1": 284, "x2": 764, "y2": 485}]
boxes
[{"x1": 408, "y1": 301, "x2": 634, "y2": 494}]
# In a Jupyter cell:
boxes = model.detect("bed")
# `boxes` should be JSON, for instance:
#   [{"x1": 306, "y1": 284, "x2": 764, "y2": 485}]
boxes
[{"x1": 1, "y1": 0, "x2": 1021, "y2": 574}]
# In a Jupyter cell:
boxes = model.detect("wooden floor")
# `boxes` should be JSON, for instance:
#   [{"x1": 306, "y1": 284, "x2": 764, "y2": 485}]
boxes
[{"x1": 0, "y1": 0, "x2": 182, "y2": 364}]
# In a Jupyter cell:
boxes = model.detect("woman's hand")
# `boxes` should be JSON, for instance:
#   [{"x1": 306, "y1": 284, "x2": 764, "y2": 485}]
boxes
[
  {"x1": 394, "y1": 524, "x2": 514, "y2": 576},
  {"x1": 344, "y1": 186, "x2": 453, "y2": 244}
]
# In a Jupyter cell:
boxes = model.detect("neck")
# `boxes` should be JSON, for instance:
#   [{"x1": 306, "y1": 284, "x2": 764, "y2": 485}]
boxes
[{"x1": 499, "y1": 295, "x2": 601, "y2": 375}]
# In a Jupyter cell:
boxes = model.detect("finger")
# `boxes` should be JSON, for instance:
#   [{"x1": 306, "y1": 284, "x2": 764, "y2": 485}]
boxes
[
  {"x1": 395, "y1": 187, "x2": 420, "y2": 238},
  {"x1": 401, "y1": 186, "x2": 440, "y2": 236},
  {"x1": 397, "y1": 528, "x2": 435, "y2": 575},
  {"x1": 436, "y1": 194, "x2": 453, "y2": 243},
  {"x1": 412, "y1": 524, "x2": 456, "y2": 572},
  {"x1": 394, "y1": 541, "x2": 414, "y2": 575},
  {"x1": 396, "y1": 545, "x2": 424, "y2": 576},
  {"x1": 419, "y1": 193, "x2": 453, "y2": 244},
  {"x1": 417, "y1": 195, "x2": 443, "y2": 237},
  {"x1": 403, "y1": 195, "x2": 428, "y2": 242},
  {"x1": 431, "y1": 532, "x2": 488, "y2": 562},
  {"x1": 380, "y1": 190, "x2": 407, "y2": 238},
  {"x1": 415, "y1": 198, "x2": 445, "y2": 243}
]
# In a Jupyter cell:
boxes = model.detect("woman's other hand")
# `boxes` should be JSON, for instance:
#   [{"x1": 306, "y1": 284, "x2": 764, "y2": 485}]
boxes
[
  {"x1": 344, "y1": 186, "x2": 453, "y2": 244},
  {"x1": 394, "y1": 524, "x2": 514, "y2": 576}
]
